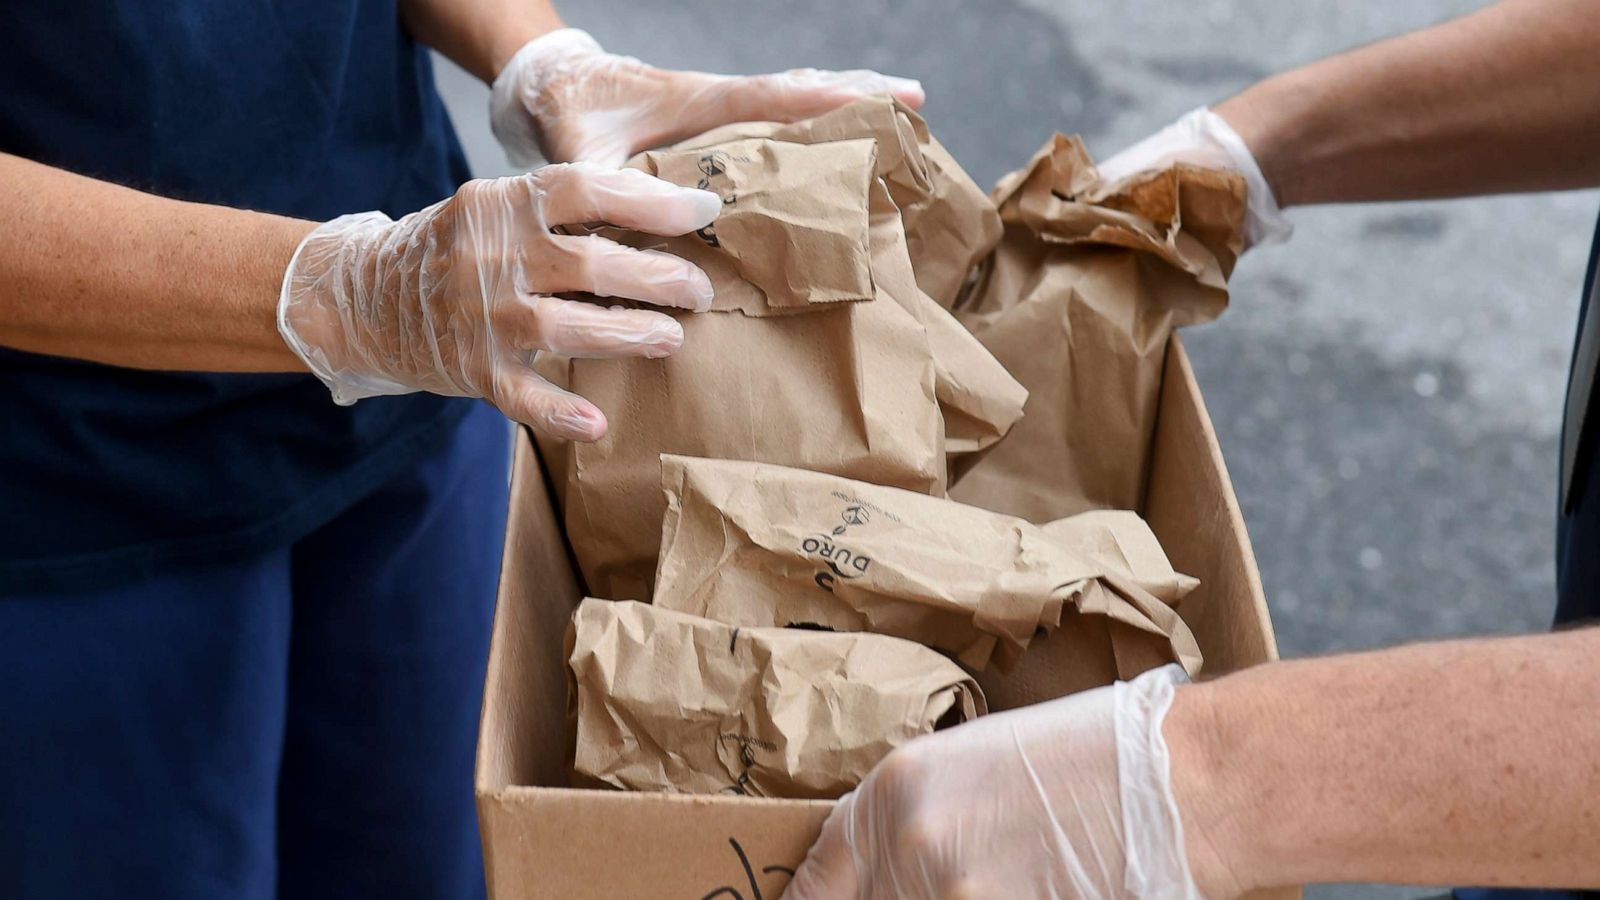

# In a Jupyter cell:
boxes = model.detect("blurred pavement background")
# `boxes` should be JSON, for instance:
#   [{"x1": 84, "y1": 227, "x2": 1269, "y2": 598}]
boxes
[{"x1": 434, "y1": 3, "x2": 1597, "y2": 896}]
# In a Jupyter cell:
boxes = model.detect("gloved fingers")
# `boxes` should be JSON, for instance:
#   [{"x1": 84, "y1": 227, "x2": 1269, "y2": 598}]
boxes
[
  {"x1": 707, "y1": 68, "x2": 926, "y2": 125},
  {"x1": 490, "y1": 361, "x2": 609, "y2": 441},
  {"x1": 541, "y1": 233, "x2": 715, "y2": 311},
  {"x1": 536, "y1": 162, "x2": 723, "y2": 235},
  {"x1": 781, "y1": 792, "x2": 862, "y2": 900},
  {"x1": 494, "y1": 294, "x2": 684, "y2": 359}
]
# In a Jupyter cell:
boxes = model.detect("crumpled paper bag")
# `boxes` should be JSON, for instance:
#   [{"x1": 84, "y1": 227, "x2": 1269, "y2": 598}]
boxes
[
  {"x1": 676, "y1": 95, "x2": 1001, "y2": 311},
  {"x1": 567, "y1": 598, "x2": 985, "y2": 799},
  {"x1": 1040, "y1": 509, "x2": 1198, "y2": 607},
  {"x1": 971, "y1": 511, "x2": 1204, "y2": 710},
  {"x1": 673, "y1": 98, "x2": 1021, "y2": 456},
  {"x1": 949, "y1": 134, "x2": 1247, "y2": 521},
  {"x1": 539, "y1": 131, "x2": 1022, "y2": 600},
  {"x1": 651, "y1": 455, "x2": 1203, "y2": 674}
]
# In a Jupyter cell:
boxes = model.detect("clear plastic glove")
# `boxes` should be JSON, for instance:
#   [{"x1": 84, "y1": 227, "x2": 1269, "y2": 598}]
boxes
[
  {"x1": 278, "y1": 162, "x2": 721, "y2": 440},
  {"x1": 1096, "y1": 107, "x2": 1292, "y2": 249},
  {"x1": 490, "y1": 28, "x2": 926, "y2": 168},
  {"x1": 783, "y1": 664, "x2": 1209, "y2": 900}
]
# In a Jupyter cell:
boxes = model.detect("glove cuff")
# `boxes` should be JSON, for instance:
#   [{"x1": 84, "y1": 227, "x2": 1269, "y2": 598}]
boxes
[
  {"x1": 278, "y1": 211, "x2": 413, "y2": 405},
  {"x1": 490, "y1": 28, "x2": 605, "y2": 169},
  {"x1": 1116, "y1": 664, "x2": 1205, "y2": 900},
  {"x1": 1190, "y1": 107, "x2": 1293, "y2": 248}
]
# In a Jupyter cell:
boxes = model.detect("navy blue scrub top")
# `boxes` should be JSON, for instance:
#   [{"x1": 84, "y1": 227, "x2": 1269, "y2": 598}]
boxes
[{"x1": 0, "y1": 1, "x2": 475, "y2": 591}]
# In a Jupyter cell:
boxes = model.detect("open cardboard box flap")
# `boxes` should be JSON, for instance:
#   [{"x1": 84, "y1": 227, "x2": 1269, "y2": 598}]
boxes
[{"x1": 476, "y1": 336, "x2": 1297, "y2": 900}]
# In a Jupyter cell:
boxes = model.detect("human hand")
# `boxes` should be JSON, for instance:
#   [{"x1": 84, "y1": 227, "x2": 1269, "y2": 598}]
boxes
[
  {"x1": 782, "y1": 665, "x2": 1235, "y2": 900},
  {"x1": 1097, "y1": 108, "x2": 1292, "y2": 249},
  {"x1": 277, "y1": 162, "x2": 721, "y2": 440},
  {"x1": 489, "y1": 28, "x2": 925, "y2": 168}
]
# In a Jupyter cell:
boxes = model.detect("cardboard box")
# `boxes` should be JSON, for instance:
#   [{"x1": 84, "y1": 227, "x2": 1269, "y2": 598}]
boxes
[{"x1": 476, "y1": 335, "x2": 1298, "y2": 900}]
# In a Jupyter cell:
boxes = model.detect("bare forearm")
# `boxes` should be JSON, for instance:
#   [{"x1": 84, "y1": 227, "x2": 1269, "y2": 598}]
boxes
[
  {"x1": 1170, "y1": 628, "x2": 1600, "y2": 893},
  {"x1": 0, "y1": 153, "x2": 314, "y2": 372},
  {"x1": 1214, "y1": 0, "x2": 1600, "y2": 207},
  {"x1": 400, "y1": 0, "x2": 564, "y2": 82}
]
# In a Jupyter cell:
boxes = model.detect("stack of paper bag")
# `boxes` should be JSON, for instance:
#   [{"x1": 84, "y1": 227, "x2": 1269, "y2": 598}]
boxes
[
  {"x1": 537, "y1": 107, "x2": 1025, "y2": 600},
  {"x1": 949, "y1": 135, "x2": 1247, "y2": 522},
  {"x1": 567, "y1": 598, "x2": 984, "y2": 799},
  {"x1": 652, "y1": 455, "x2": 1202, "y2": 676},
  {"x1": 542, "y1": 110, "x2": 1251, "y2": 800}
]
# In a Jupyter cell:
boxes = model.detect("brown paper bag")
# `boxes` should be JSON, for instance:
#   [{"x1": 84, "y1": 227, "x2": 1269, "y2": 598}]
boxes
[
  {"x1": 676, "y1": 96, "x2": 1002, "y2": 310},
  {"x1": 923, "y1": 301, "x2": 1029, "y2": 457},
  {"x1": 969, "y1": 510, "x2": 1205, "y2": 709},
  {"x1": 949, "y1": 135, "x2": 1246, "y2": 522},
  {"x1": 652, "y1": 455, "x2": 1203, "y2": 675},
  {"x1": 1040, "y1": 509, "x2": 1199, "y2": 607},
  {"x1": 669, "y1": 99, "x2": 1024, "y2": 458},
  {"x1": 567, "y1": 598, "x2": 984, "y2": 799},
  {"x1": 539, "y1": 133, "x2": 1021, "y2": 600}
]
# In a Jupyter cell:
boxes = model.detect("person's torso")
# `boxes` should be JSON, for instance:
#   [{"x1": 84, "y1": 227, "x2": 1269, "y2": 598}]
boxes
[{"x1": 0, "y1": 0, "x2": 474, "y2": 590}]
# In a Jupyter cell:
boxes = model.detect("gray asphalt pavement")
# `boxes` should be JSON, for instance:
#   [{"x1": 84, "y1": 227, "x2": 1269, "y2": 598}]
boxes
[{"x1": 435, "y1": 4, "x2": 1597, "y2": 896}]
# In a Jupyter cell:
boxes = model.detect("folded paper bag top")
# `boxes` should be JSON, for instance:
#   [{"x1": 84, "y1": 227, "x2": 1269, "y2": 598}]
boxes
[
  {"x1": 949, "y1": 134, "x2": 1247, "y2": 522},
  {"x1": 633, "y1": 137, "x2": 879, "y2": 314},
  {"x1": 567, "y1": 598, "x2": 985, "y2": 800},
  {"x1": 985, "y1": 133, "x2": 1245, "y2": 289},
  {"x1": 674, "y1": 95, "x2": 1002, "y2": 310},
  {"x1": 537, "y1": 132, "x2": 1023, "y2": 600},
  {"x1": 652, "y1": 455, "x2": 1202, "y2": 674}
]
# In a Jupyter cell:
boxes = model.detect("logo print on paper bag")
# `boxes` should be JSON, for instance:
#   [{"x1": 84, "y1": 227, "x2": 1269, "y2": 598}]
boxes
[
  {"x1": 832, "y1": 505, "x2": 869, "y2": 535},
  {"x1": 718, "y1": 731, "x2": 776, "y2": 797},
  {"x1": 804, "y1": 505, "x2": 872, "y2": 592}
]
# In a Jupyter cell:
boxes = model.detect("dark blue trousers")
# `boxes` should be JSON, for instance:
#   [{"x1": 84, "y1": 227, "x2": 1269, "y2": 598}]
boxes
[{"x1": 0, "y1": 403, "x2": 510, "y2": 900}]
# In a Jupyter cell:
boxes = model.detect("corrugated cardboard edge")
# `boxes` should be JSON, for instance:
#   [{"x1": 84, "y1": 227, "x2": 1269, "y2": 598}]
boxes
[
  {"x1": 477, "y1": 430, "x2": 575, "y2": 798},
  {"x1": 1146, "y1": 336, "x2": 1280, "y2": 674}
]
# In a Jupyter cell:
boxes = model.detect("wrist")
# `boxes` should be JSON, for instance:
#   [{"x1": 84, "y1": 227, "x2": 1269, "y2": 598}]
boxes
[
  {"x1": 278, "y1": 211, "x2": 407, "y2": 403},
  {"x1": 486, "y1": 14, "x2": 569, "y2": 82},
  {"x1": 258, "y1": 216, "x2": 321, "y2": 370},
  {"x1": 489, "y1": 28, "x2": 607, "y2": 167},
  {"x1": 1163, "y1": 680, "x2": 1259, "y2": 899},
  {"x1": 1214, "y1": 73, "x2": 1319, "y2": 210}
]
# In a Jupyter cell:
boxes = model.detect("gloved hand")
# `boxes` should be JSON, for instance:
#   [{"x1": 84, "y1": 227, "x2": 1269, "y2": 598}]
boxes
[
  {"x1": 490, "y1": 28, "x2": 926, "y2": 168},
  {"x1": 278, "y1": 162, "x2": 721, "y2": 440},
  {"x1": 1096, "y1": 107, "x2": 1292, "y2": 249},
  {"x1": 783, "y1": 664, "x2": 1227, "y2": 900}
]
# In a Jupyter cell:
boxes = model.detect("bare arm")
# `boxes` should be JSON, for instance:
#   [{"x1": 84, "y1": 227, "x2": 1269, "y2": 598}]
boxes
[
  {"x1": 1171, "y1": 628, "x2": 1600, "y2": 894},
  {"x1": 1216, "y1": 0, "x2": 1600, "y2": 207},
  {"x1": 399, "y1": 0, "x2": 564, "y2": 82},
  {"x1": 1135, "y1": 5, "x2": 1600, "y2": 887},
  {"x1": 0, "y1": 153, "x2": 313, "y2": 371}
]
